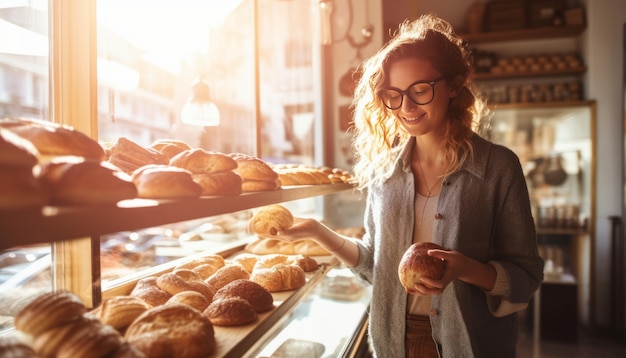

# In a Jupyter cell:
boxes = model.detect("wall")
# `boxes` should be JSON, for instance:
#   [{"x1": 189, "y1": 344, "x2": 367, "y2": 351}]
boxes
[{"x1": 330, "y1": 0, "x2": 626, "y2": 329}]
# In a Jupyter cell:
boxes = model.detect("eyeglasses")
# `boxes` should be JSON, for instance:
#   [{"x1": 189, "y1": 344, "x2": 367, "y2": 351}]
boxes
[{"x1": 377, "y1": 77, "x2": 446, "y2": 110}]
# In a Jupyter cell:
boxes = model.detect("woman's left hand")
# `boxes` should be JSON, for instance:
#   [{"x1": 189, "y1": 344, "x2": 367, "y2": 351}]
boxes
[
  {"x1": 415, "y1": 249, "x2": 497, "y2": 294},
  {"x1": 412, "y1": 249, "x2": 469, "y2": 295}
]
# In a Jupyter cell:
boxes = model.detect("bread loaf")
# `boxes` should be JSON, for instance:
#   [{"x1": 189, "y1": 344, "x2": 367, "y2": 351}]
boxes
[
  {"x1": 125, "y1": 303, "x2": 215, "y2": 358},
  {"x1": 398, "y1": 242, "x2": 446, "y2": 292},
  {"x1": 192, "y1": 171, "x2": 242, "y2": 196},
  {"x1": 213, "y1": 279, "x2": 274, "y2": 313},
  {"x1": 37, "y1": 157, "x2": 137, "y2": 205},
  {"x1": 245, "y1": 237, "x2": 331, "y2": 256},
  {"x1": 131, "y1": 164, "x2": 202, "y2": 199},
  {"x1": 0, "y1": 169, "x2": 49, "y2": 210},
  {"x1": 6, "y1": 121, "x2": 106, "y2": 162},
  {"x1": 167, "y1": 291, "x2": 211, "y2": 312},
  {"x1": 0, "y1": 127, "x2": 39, "y2": 167},
  {"x1": 170, "y1": 148, "x2": 237, "y2": 174},
  {"x1": 203, "y1": 297, "x2": 258, "y2": 326}
]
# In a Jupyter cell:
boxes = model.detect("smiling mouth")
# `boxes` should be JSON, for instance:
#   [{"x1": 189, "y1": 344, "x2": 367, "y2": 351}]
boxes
[{"x1": 403, "y1": 113, "x2": 425, "y2": 123}]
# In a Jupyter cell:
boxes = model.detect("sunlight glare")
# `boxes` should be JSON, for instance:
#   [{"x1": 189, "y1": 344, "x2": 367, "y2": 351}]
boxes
[{"x1": 98, "y1": 0, "x2": 244, "y2": 72}]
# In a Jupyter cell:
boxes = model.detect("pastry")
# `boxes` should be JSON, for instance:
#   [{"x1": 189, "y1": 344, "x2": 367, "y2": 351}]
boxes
[
  {"x1": 250, "y1": 264, "x2": 306, "y2": 292},
  {"x1": 213, "y1": 279, "x2": 274, "y2": 313},
  {"x1": 203, "y1": 297, "x2": 258, "y2": 326},
  {"x1": 108, "y1": 137, "x2": 169, "y2": 174},
  {"x1": 14, "y1": 290, "x2": 87, "y2": 337},
  {"x1": 245, "y1": 237, "x2": 331, "y2": 256},
  {"x1": 398, "y1": 242, "x2": 446, "y2": 292},
  {"x1": 125, "y1": 303, "x2": 215, "y2": 358},
  {"x1": 205, "y1": 264, "x2": 250, "y2": 291},
  {"x1": 55, "y1": 318, "x2": 124, "y2": 358},
  {"x1": 0, "y1": 335, "x2": 37, "y2": 358},
  {"x1": 90, "y1": 295, "x2": 152, "y2": 331},
  {"x1": 167, "y1": 291, "x2": 211, "y2": 312},
  {"x1": 248, "y1": 204, "x2": 294, "y2": 236},
  {"x1": 156, "y1": 272, "x2": 216, "y2": 301}
]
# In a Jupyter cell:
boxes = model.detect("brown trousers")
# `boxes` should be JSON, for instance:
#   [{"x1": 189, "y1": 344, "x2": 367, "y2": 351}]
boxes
[{"x1": 405, "y1": 314, "x2": 439, "y2": 358}]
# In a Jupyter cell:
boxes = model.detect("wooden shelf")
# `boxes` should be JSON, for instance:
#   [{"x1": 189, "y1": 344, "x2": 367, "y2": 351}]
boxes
[
  {"x1": 0, "y1": 183, "x2": 355, "y2": 251},
  {"x1": 474, "y1": 67, "x2": 586, "y2": 81},
  {"x1": 459, "y1": 25, "x2": 586, "y2": 44},
  {"x1": 487, "y1": 99, "x2": 595, "y2": 111}
]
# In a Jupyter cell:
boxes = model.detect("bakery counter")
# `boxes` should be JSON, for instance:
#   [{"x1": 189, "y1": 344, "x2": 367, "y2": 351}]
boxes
[
  {"x1": 247, "y1": 265, "x2": 372, "y2": 358},
  {"x1": 0, "y1": 183, "x2": 354, "y2": 251}
]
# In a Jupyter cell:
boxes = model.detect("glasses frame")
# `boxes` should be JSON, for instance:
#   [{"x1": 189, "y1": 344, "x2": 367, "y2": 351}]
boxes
[{"x1": 378, "y1": 76, "x2": 446, "y2": 110}]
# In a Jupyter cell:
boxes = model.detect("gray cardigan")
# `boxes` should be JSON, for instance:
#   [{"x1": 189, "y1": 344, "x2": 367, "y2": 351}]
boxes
[{"x1": 351, "y1": 135, "x2": 544, "y2": 358}]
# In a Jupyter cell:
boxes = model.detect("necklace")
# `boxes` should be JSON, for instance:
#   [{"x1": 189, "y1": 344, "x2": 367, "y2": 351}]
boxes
[
  {"x1": 415, "y1": 156, "x2": 442, "y2": 229},
  {"x1": 416, "y1": 155, "x2": 442, "y2": 197}
]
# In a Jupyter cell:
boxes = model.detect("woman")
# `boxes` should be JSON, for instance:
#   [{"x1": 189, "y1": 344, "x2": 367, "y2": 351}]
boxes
[{"x1": 273, "y1": 14, "x2": 544, "y2": 357}]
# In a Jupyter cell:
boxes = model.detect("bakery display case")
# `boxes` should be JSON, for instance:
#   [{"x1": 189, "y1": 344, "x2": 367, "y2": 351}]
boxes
[{"x1": 0, "y1": 182, "x2": 372, "y2": 357}]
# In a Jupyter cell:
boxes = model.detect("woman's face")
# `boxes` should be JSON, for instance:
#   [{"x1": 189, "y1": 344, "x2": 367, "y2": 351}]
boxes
[{"x1": 385, "y1": 58, "x2": 455, "y2": 138}]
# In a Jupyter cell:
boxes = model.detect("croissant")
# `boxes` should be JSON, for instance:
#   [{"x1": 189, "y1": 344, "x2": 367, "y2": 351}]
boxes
[{"x1": 248, "y1": 204, "x2": 293, "y2": 236}]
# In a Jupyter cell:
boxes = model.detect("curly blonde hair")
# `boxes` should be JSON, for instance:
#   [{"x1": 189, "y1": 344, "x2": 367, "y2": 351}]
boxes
[{"x1": 350, "y1": 14, "x2": 489, "y2": 190}]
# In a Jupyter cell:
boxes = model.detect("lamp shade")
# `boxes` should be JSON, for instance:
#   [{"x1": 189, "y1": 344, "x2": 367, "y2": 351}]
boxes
[{"x1": 181, "y1": 80, "x2": 220, "y2": 126}]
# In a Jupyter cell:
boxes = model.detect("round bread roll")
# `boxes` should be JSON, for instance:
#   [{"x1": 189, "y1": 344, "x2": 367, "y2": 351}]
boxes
[
  {"x1": 214, "y1": 279, "x2": 274, "y2": 313},
  {"x1": 205, "y1": 264, "x2": 250, "y2": 291},
  {"x1": 398, "y1": 242, "x2": 446, "y2": 291},
  {"x1": 37, "y1": 157, "x2": 137, "y2": 205},
  {"x1": 0, "y1": 127, "x2": 39, "y2": 167},
  {"x1": 203, "y1": 297, "x2": 258, "y2": 326},
  {"x1": 131, "y1": 164, "x2": 202, "y2": 199},
  {"x1": 149, "y1": 139, "x2": 192, "y2": 160},
  {"x1": 90, "y1": 295, "x2": 152, "y2": 330},
  {"x1": 250, "y1": 264, "x2": 306, "y2": 292},
  {"x1": 248, "y1": 204, "x2": 293, "y2": 236},
  {"x1": 130, "y1": 277, "x2": 172, "y2": 307},
  {"x1": 192, "y1": 170, "x2": 242, "y2": 196},
  {"x1": 170, "y1": 148, "x2": 237, "y2": 174},
  {"x1": 0, "y1": 169, "x2": 49, "y2": 210},
  {"x1": 7, "y1": 122, "x2": 106, "y2": 162},
  {"x1": 167, "y1": 291, "x2": 211, "y2": 312},
  {"x1": 125, "y1": 303, "x2": 215, "y2": 358},
  {"x1": 14, "y1": 290, "x2": 87, "y2": 337}
]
